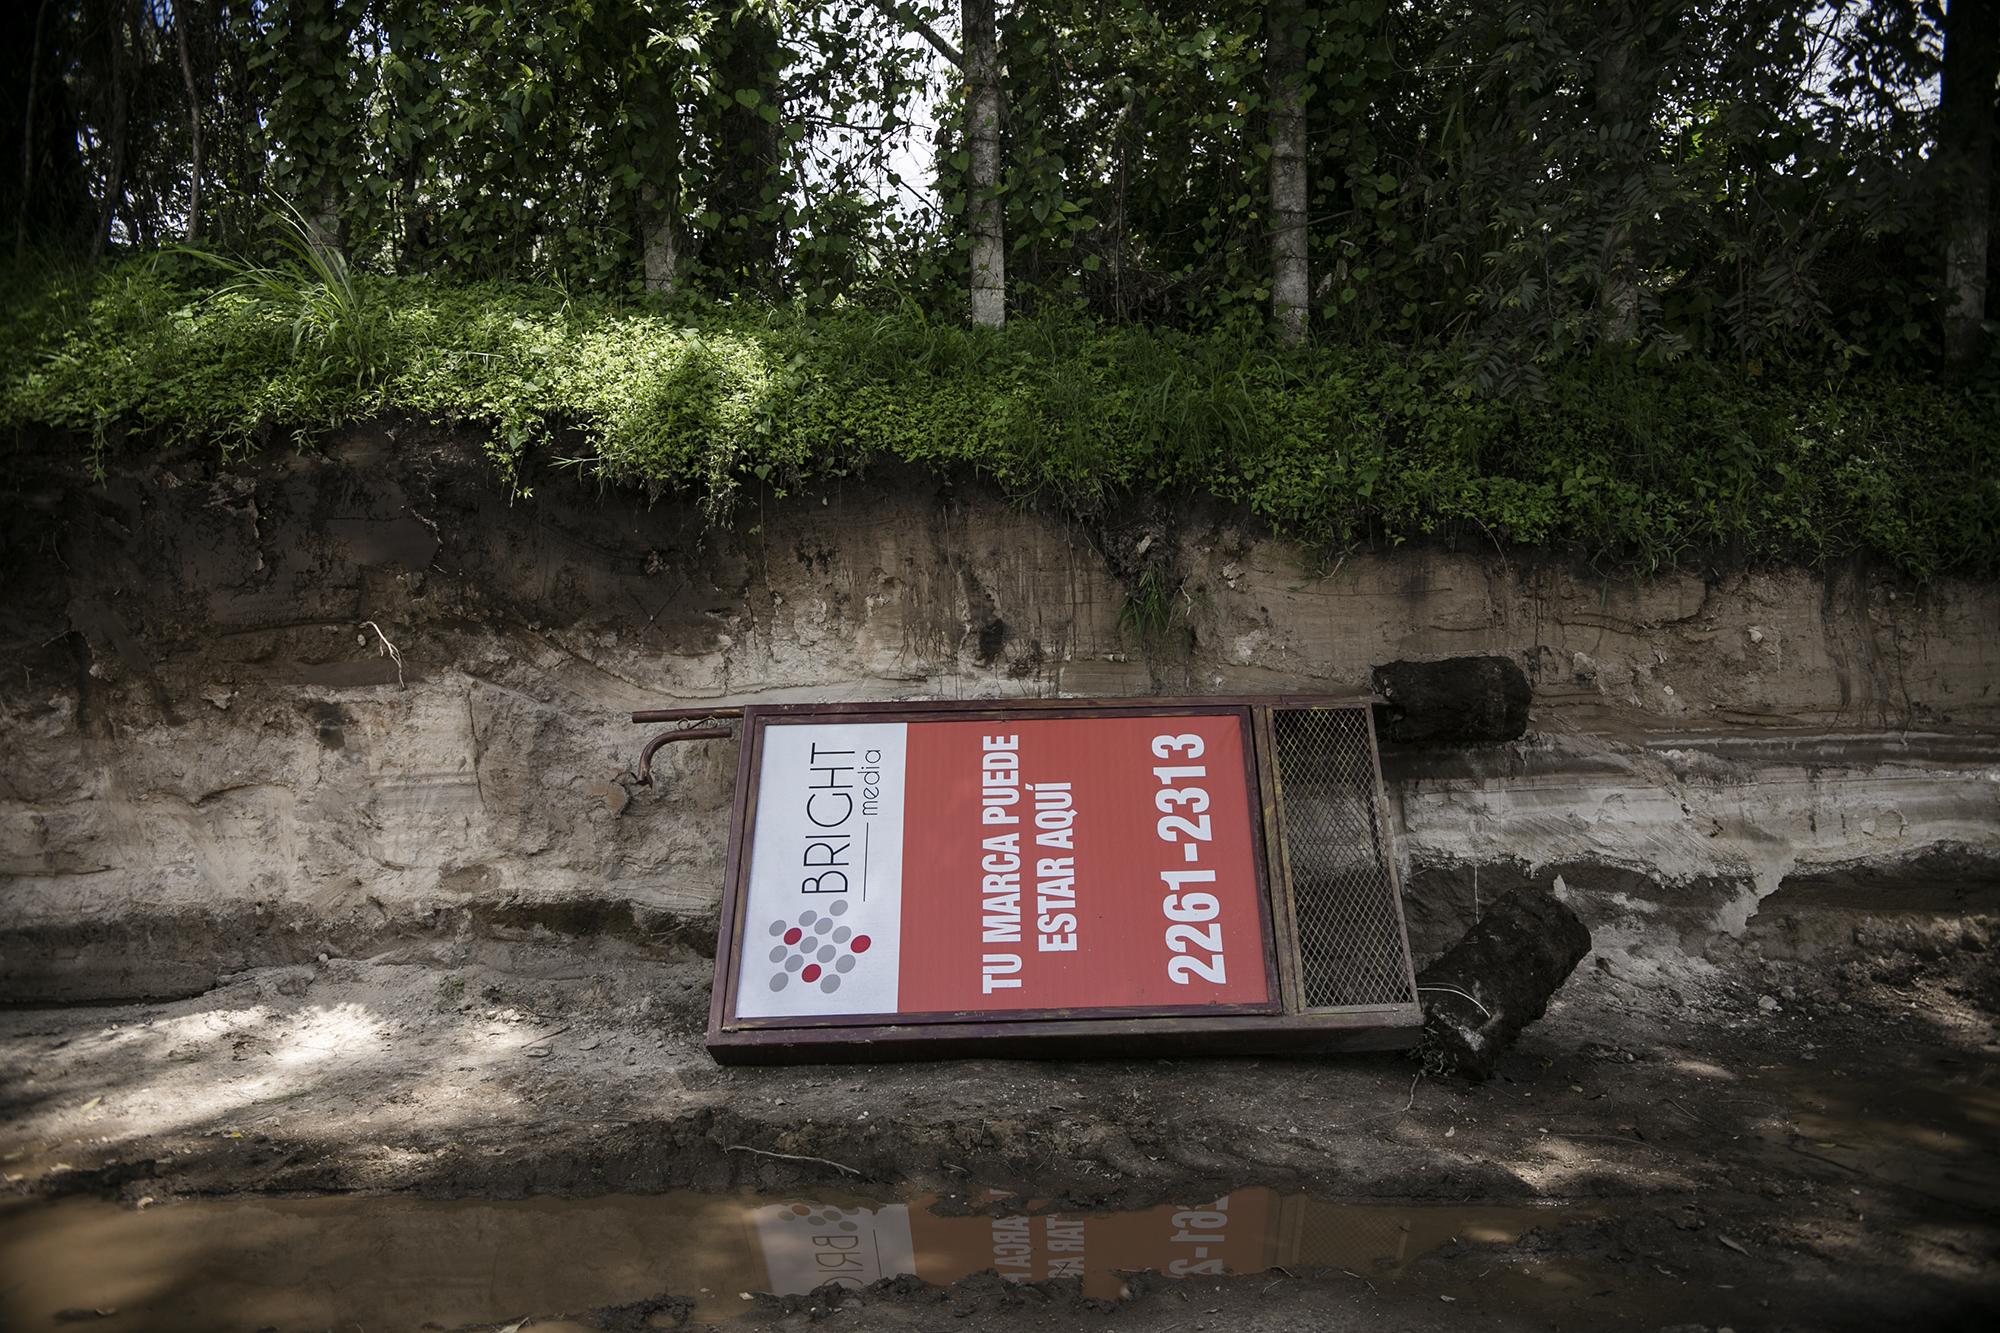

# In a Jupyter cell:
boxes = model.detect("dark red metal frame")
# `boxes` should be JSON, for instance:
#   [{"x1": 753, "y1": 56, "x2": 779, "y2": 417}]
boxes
[{"x1": 650, "y1": 696, "x2": 1423, "y2": 1065}]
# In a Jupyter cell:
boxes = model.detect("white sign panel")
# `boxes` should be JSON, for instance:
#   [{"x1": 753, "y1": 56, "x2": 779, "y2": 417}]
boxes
[
  {"x1": 733, "y1": 722, "x2": 907, "y2": 1019},
  {"x1": 752, "y1": 1200, "x2": 917, "y2": 1295}
]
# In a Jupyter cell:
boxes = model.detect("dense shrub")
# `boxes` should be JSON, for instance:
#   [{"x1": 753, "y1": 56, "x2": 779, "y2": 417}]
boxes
[{"x1": 6, "y1": 263, "x2": 1995, "y2": 580}]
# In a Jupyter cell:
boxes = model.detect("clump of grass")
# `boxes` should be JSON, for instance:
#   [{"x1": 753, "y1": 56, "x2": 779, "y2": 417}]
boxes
[
  {"x1": 433, "y1": 974, "x2": 466, "y2": 1012},
  {"x1": 182, "y1": 198, "x2": 387, "y2": 390},
  {"x1": 1119, "y1": 568, "x2": 1183, "y2": 646}
]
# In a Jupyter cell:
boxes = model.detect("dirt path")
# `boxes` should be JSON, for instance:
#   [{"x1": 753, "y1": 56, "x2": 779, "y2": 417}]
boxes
[{"x1": 2, "y1": 938, "x2": 1996, "y2": 1330}]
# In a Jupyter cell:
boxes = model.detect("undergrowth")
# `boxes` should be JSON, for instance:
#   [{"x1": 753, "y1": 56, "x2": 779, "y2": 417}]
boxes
[{"x1": 4, "y1": 260, "x2": 1997, "y2": 580}]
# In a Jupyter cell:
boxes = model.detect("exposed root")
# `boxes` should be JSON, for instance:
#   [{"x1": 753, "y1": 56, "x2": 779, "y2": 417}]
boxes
[
  {"x1": 725, "y1": 1144, "x2": 862, "y2": 1176},
  {"x1": 360, "y1": 620, "x2": 406, "y2": 688}
]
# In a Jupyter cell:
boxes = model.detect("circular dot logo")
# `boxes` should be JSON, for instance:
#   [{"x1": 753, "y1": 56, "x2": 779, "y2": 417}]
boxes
[
  {"x1": 779, "y1": 1203, "x2": 862, "y2": 1232},
  {"x1": 763, "y1": 899, "x2": 871, "y2": 997}
]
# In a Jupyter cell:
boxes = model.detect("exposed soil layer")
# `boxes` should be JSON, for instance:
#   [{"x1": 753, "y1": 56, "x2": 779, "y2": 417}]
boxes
[{"x1": 4, "y1": 426, "x2": 1998, "y2": 1002}]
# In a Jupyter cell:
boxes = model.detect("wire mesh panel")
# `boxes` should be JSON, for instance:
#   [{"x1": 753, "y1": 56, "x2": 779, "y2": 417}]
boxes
[
  {"x1": 1270, "y1": 706, "x2": 1416, "y2": 1010},
  {"x1": 1286, "y1": 1202, "x2": 1415, "y2": 1271}
]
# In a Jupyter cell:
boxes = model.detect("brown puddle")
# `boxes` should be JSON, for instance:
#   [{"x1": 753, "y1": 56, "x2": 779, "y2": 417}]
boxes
[
  {"x1": 0, "y1": 1187, "x2": 1579, "y2": 1330},
  {"x1": 1743, "y1": 1063, "x2": 2000, "y2": 1208}
]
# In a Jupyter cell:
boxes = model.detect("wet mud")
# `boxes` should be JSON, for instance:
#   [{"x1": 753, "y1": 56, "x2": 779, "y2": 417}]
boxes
[
  {"x1": 0, "y1": 1187, "x2": 1590, "y2": 1330},
  {"x1": 2, "y1": 921, "x2": 1997, "y2": 1331}
]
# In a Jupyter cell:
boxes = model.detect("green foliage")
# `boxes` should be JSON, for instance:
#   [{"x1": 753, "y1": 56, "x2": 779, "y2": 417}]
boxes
[
  {"x1": 184, "y1": 201, "x2": 387, "y2": 389},
  {"x1": 6, "y1": 265, "x2": 1996, "y2": 580},
  {"x1": 1119, "y1": 568, "x2": 1191, "y2": 649},
  {"x1": 9, "y1": 1, "x2": 1980, "y2": 380}
]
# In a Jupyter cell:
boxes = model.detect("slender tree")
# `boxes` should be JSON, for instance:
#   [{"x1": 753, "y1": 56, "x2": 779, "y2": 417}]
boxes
[
  {"x1": 867, "y1": 1, "x2": 1001, "y2": 326},
  {"x1": 90, "y1": 0, "x2": 136, "y2": 260},
  {"x1": 14, "y1": 0, "x2": 53, "y2": 260},
  {"x1": 963, "y1": 0, "x2": 1004, "y2": 326},
  {"x1": 643, "y1": 176, "x2": 681, "y2": 295},
  {"x1": 169, "y1": 0, "x2": 205, "y2": 243},
  {"x1": 706, "y1": 3, "x2": 785, "y2": 293},
  {"x1": 280, "y1": 0, "x2": 350, "y2": 251},
  {"x1": 629, "y1": 8, "x2": 686, "y2": 296},
  {"x1": 1591, "y1": 2, "x2": 1657, "y2": 345},
  {"x1": 1267, "y1": 0, "x2": 1307, "y2": 344},
  {"x1": 1941, "y1": 0, "x2": 1999, "y2": 374}
]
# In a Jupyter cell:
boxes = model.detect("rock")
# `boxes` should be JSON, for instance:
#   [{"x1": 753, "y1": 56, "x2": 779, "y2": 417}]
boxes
[
  {"x1": 1757, "y1": 994, "x2": 1781, "y2": 1013},
  {"x1": 586, "y1": 778, "x2": 631, "y2": 816},
  {"x1": 1417, "y1": 889, "x2": 1591, "y2": 1080},
  {"x1": 1372, "y1": 655, "x2": 1532, "y2": 747}
]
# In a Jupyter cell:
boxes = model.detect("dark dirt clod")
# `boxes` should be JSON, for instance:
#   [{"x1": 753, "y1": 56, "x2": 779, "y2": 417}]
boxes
[
  {"x1": 1417, "y1": 888, "x2": 1592, "y2": 1080},
  {"x1": 1372, "y1": 655, "x2": 1532, "y2": 746}
]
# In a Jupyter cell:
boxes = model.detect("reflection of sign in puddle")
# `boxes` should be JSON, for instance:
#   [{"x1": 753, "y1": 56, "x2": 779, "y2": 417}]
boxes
[
  {"x1": 754, "y1": 1200, "x2": 916, "y2": 1295},
  {"x1": 747, "y1": 1189, "x2": 1568, "y2": 1306},
  {"x1": 0, "y1": 1187, "x2": 1582, "y2": 1330}
]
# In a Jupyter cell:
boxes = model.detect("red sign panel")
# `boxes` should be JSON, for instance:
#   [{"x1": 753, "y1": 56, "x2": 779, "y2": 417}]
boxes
[{"x1": 731, "y1": 709, "x2": 1274, "y2": 1023}]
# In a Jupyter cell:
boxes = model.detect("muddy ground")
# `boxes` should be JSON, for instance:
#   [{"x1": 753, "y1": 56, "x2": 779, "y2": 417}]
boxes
[{"x1": 2, "y1": 917, "x2": 1996, "y2": 1331}]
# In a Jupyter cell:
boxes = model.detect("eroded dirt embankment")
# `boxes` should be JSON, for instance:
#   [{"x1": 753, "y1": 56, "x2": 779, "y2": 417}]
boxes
[
  {"x1": 3, "y1": 425, "x2": 1998, "y2": 1329},
  {"x1": 2, "y1": 423, "x2": 1996, "y2": 1001}
]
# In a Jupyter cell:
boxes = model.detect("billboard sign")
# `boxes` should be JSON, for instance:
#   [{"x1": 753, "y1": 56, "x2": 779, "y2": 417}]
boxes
[
  {"x1": 733, "y1": 710, "x2": 1273, "y2": 1022},
  {"x1": 689, "y1": 698, "x2": 1421, "y2": 1061}
]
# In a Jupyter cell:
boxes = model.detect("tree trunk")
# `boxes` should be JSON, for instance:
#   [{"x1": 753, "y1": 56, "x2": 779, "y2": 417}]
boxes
[
  {"x1": 396, "y1": 131, "x2": 426, "y2": 271},
  {"x1": 170, "y1": 0, "x2": 205, "y2": 243},
  {"x1": 228, "y1": 0, "x2": 265, "y2": 247},
  {"x1": 307, "y1": 189, "x2": 341, "y2": 252},
  {"x1": 1591, "y1": 4, "x2": 1662, "y2": 346},
  {"x1": 1942, "y1": 0, "x2": 2000, "y2": 375},
  {"x1": 707, "y1": 5, "x2": 783, "y2": 293},
  {"x1": 1266, "y1": 0, "x2": 1308, "y2": 345},
  {"x1": 91, "y1": 1, "x2": 135, "y2": 261},
  {"x1": 292, "y1": 0, "x2": 344, "y2": 252},
  {"x1": 14, "y1": 0, "x2": 51, "y2": 261},
  {"x1": 1417, "y1": 889, "x2": 1591, "y2": 1081},
  {"x1": 964, "y1": 0, "x2": 1004, "y2": 328},
  {"x1": 643, "y1": 179, "x2": 680, "y2": 295},
  {"x1": 1109, "y1": 85, "x2": 1135, "y2": 320},
  {"x1": 1593, "y1": 38, "x2": 1638, "y2": 343}
]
